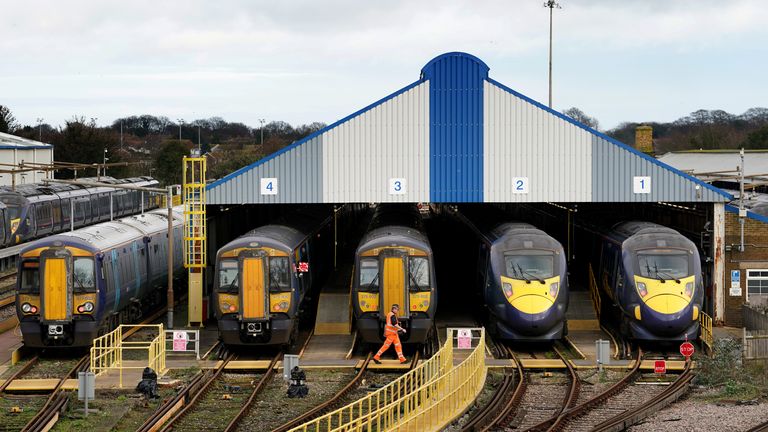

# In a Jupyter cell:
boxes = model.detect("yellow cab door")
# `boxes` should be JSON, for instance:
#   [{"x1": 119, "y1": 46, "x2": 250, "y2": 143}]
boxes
[
  {"x1": 381, "y1": 252, "x2": 407, "y2": 315},
  {"x1": 241, "y1": 256, "x2": 267, "y2": 319},
  {"x1": 42, "y1": 256, "x2": 69, "y2": 322}
]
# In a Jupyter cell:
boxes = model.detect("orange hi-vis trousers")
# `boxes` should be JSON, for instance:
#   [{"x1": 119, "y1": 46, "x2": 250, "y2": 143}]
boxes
[{"x1": 375, "y1": 333, "x2": 405, "y2": 361}]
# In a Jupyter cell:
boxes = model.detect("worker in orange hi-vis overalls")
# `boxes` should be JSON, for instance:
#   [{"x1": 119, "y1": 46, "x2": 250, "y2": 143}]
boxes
[{"x1": 373, "y1": 304, "x2": 407, "y2": 364}]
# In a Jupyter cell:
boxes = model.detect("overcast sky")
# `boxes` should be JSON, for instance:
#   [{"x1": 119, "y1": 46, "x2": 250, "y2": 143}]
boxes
[{"x1": 1, "y1": 0, "x2": 766, "y2": 131}]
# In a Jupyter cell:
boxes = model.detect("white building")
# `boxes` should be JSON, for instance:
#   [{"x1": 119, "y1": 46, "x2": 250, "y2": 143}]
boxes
[{"x1": 0, "y1": 132, "x2": 54, "y2": 186}]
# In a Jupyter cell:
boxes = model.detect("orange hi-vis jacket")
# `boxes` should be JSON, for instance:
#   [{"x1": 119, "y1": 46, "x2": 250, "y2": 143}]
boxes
[{"x1": 384, "y1": 311, "x2": 399, "y2": 336}]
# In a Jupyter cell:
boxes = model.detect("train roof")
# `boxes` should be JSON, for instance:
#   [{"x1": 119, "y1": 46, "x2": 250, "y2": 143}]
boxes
[
  {"x1": 20, "y1": 206, "x2": 183, "y2": 254},
  {"x1": 609, "y1": 221, "x2": 695, "y2": 251},
  {"x1": 357, "y1": 225, "x2": 431, "y2": 253},
  {"x1": 368, "y1": 203, "x2": 424, "y2": 231},
  {"x1": 219, "y1": 207, "x2": 333, "y2": 253}
]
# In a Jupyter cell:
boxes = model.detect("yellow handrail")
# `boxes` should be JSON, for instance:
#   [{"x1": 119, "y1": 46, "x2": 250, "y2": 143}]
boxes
[
  {"x1": 700, "y1": 312, "x2": 713, "y2": 354},
  {"x1": 588, "y1": 263, "x2": 602, "y2": 319},
  {"x1": 90, "y1": 324, "x2": 166, "y2": 388},
  {"x1": 289, "y1": 328, "x2": 487, "y2": 432}
]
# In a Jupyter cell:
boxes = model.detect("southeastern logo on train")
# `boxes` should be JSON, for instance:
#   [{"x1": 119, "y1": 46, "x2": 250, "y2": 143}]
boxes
[
  {"x1": 495, "y1": 247, "x2": 565, "y2": 335},
  {"x1": 17, "y1": 243, "x2": 100, "y2": 347},
  {"x1": 216, "y1": 245, "x2": 294, "y2": 344},
  {"x1": 624, "y1": 246, "x2": 701, "y2": 340}
]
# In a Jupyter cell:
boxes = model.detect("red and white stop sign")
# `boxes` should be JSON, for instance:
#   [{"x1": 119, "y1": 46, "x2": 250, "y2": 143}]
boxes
[
  {"x1": 680, "y1": 341, "x2": 695, "y2": 358},
  {"x1": 654, "y1": 360, "x2": 666, "y2": 374}
]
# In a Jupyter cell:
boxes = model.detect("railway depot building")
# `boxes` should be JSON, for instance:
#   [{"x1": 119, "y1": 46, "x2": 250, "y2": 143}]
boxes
[{"x1": 205, "y1": 52, "x2": 734, "y2": 326}]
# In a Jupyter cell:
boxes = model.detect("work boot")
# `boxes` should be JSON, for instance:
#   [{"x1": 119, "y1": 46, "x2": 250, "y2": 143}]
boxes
[
  {"x1": 399, "y1": 357, "x2": 408, "y2": 364},
  {"x1": 373, "y1": 357, "x2": 381, "y2": 364}
]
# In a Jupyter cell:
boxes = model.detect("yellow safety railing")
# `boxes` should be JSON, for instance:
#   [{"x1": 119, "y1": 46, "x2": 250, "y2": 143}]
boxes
[
  {"x1": 90, "y1": 324, "x2": 166, "y2": 388},
  {"x1": 183, "y1": 157, "x2": 207, "y2": 269},
  {"x1": 700, "y1": 312, "x2": 714, "y2": 354},
  {"x1": 288, "y1": 330, "x2": 455, "y2": 432},
  {"x1": 395, "y1": 328, "x2": 487, "y2": 432},
  {"x1": 588, "y1": 264, "x2": 602, "y2": 320},
  {"x1": 289, "y1": 328, "x2": 487, "y2": 432}
]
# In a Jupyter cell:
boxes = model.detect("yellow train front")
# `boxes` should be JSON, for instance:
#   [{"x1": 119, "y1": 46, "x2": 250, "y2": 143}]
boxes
[
  {"x1": 352, "y1": 213, "x2": 437, "y2": 345},
  {"x1": 214, "y1": 219, "x2": 332, "y2": 347}
]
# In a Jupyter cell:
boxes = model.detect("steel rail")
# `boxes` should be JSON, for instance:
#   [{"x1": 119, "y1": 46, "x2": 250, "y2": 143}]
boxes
[
  {"x1": 592, "y1": 360, "x2": 694, "y2": 432},
  {"x1": 520, "y1": 347, "x2": 581, "y2": 432},
  {"x1": 534, "y1": 349, "x2": 643, "y2": 432},
  {"x1": 0, "y1": 355, "x2": 40, "y2": 393},
  {"x1": 156, "y1": 351, "x2": 238, "y2": 432},
  {"x1": 21, "y1": 355, "x2": 89, "y2": 432}
]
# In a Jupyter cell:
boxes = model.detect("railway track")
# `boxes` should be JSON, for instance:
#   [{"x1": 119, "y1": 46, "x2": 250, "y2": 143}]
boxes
[
  {"x1": 591, "y1": 360, "x2": 694, "y2": 432},
  {"x1": 747, "y1": 419, "x2": 768, "y2": 432},
  {"x1": 20, "y1": 354, "x2": 89, "y2": 432}
]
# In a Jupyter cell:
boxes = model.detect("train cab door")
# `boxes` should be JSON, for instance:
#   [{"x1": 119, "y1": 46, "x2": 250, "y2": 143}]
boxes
[
  {"x1": 239, "y1": 251, "x2": 268, "y2": 320},
  {"x1": 380, "y1": 249, "x2": 409, "y2": 320},
  {"x1": 39, "y1": 248, "x2": 73, "y2": 323}
]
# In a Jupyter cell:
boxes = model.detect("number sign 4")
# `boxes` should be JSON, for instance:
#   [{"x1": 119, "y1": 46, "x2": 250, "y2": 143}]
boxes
[{"x1": 261, "y1": 178, "x2": 278, "y2": 195}]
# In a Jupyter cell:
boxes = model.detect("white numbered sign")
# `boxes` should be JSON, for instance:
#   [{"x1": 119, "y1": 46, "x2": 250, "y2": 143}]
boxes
[
  {"x1": 261, "y1": 178, "x2": 278, "y2": 195},
  {"x1": 633, "y1": 176, "x2": 651, "y2": 194},
  {"x1": 512, "y1": 177, "x2": 529, "y2": 194},
  {"x1": 389, "y1": 178, "x2": 406, "y2": 195}
]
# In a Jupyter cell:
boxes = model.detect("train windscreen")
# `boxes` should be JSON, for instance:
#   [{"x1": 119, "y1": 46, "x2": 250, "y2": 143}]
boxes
[
  {"x1": 73, "y1": 258, "x2": 95, "y2": 293},
  {"x1": 268, "y1": 257, "x2": 290, "y2": 292},
  {"x1": 359, "y1": 258, "x2": 379, "y2": 291},
  {"x1": 408, "y1": 257, "x2": 429, "y2": 291},
  {"x1": 504, "y1": 253, "x2": 554, "y2": 280},
  {"x1": 218, "y1": 260, "x2": 238, "y2": 291},
  {"x1": 19, "y1": 261, "x2": 39, "y2": 293},
  {"x1": 637, "y1": 252, "x2": 689, "y2": 279}
]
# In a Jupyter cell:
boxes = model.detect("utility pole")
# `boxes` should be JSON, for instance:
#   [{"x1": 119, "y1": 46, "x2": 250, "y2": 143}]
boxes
[
  {"x1": 167, "y1": 186, "x2": 175, "y2": 329},
  {"x1": 258, "y1": 118, "x2": 266, "y2": 146},
  {"x1": 739, "y1": 148, "x2": 745, "y2": 252},
  {"x1": 177, "y1": 119, "x2": 184, "y2": 141},
  {"x1": 544, "y1": 1, "x2": 561, "y2": 108},
  {"x1": 120, "y1": 121, "x2": 124, "y2": 150},
  {"x1": 198, "y1": 125, "x2": 201, "y2": 154},
  {"x1": 36, "y1": 118, "x2": 43, "y2": 142}
]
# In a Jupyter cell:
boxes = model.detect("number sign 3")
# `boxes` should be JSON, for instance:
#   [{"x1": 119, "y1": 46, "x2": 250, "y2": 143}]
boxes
[
  {"x1": 390, "y1": 178, "x2": 406, "y2": 195},
  {"x1": 512, "y1": 177, "x2": 529, "y2": 194},
  {"x1": 261, "y1": 178, "x2": 278, "y2": 195}
]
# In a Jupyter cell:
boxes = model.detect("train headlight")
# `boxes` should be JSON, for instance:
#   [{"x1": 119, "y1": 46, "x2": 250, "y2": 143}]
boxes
[
  {"x1": 21, "y1": 303, "x2": 32, "y2": 313},
  {"x1": 502, "y1": 282, "x2": 513, "y2": 299},
  {"x1": 83, "y1": 302, "x2": 94, "y2": 312},
  {"x1": 685, "y1": 282, "x2": 693, "y2": 298},
  {"x1": 274, "y1": 301, "x2": 290, "y2": 311},
  {"x1": 549, "y1": 282, "x2": 559, "y2": 298},
  {"x1": 637, "y1": 282, "x2": 648, "y2": 298}
]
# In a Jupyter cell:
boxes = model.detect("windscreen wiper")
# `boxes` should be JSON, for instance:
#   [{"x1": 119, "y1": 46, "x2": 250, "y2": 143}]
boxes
[{"x1": 518, "y1": 265, "x2": 545, "y2": 284}]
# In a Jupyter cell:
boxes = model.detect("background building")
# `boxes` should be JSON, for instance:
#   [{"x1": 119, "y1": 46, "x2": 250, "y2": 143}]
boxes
[{"x1": 0, "y1": 132, "x2": 54, "y2": 186}]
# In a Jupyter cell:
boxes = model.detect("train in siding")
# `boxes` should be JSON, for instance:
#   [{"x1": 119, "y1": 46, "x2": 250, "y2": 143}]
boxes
[
  {"x1": 593, "y1": 221, "x2": 703, "y2": 342},
  {"x1": 454, "y1": 207, "x2": 569, "y2": 341},
  {"x1": 353, "y1": 204, "x2": 437, "y2": 345},
  {"x1": 0, "y1": 176, "x2": 159, "y2": 247},
  {"x1": 214, "y1": 210, "x2": 334, "y2": 347},
  {"x1": 16, "y1": 206, "x2": 184, "y2": 348}
]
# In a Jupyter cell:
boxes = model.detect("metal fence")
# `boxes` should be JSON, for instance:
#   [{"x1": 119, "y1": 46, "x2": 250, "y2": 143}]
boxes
[
  {"x1": 744, "y1": 329, "x2": 768, "y2": 361},
  {"x1": 700, "y1": 312, "x2": 714, "y2": 354},
  {"x1": 90, "y1": 324, "x2": 166, "y2": 388}
]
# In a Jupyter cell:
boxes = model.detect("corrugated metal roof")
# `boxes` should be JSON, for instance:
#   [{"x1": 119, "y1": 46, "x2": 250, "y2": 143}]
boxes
[
  {"x1": 657, "y1": 151, "x2": 768, "y2": 178},
  {"x1": 207, "y1": 52, "x2": 731, "y2": 204},
  {"x1": 0, "y1": 132, "x2": 53, "y2": 150}
]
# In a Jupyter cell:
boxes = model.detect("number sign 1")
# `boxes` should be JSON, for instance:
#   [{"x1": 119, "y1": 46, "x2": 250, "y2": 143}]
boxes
[
  {"x1": 512, "y1": 177, "x2": 529, "y2": 194},
  {"x1": 389, "y1": 178, "x2": 406, "y2": 195},
  {"x1": 261, "y1": 178, "x2": 278, "y2": 195},
  {"x1": 633, "y1": 176, "x2": 651, "y2": 194}
]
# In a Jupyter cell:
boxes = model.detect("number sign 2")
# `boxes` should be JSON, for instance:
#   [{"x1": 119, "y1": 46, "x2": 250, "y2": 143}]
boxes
[
  {"x1": 512, "y1": 177, "x2": 529, "y2": 194},
  {"x1": 633, "y1": 176, "x2": 651, "y2": 194},
  {"x1": 261, "y1": 178, "x2": 278, "y2": 195},
  {"x1": 390, "y1": 178, "x2": 406, "y2": 195}
]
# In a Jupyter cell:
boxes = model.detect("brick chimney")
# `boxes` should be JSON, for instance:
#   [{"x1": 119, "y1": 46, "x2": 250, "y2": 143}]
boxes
[{"x1": 635, "y1": 125, "x2": 653, "y2": 154}]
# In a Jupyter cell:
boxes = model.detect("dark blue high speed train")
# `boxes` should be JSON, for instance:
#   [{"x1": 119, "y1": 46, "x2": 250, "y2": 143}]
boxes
[
  {"x1": 594, "y1": 221, "x2": 703, "y2": 342},
  {"x1": 455, "y1": 208, "x2": 569, "y2": 341},
  {"x1": 16, "y1": 207, "x2": 183, "y2": 348}
]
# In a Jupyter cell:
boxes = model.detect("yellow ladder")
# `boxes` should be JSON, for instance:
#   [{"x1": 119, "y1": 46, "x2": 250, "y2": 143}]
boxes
[{"x1": 183, "y1": 157, "x2": 206, "y2": 326}]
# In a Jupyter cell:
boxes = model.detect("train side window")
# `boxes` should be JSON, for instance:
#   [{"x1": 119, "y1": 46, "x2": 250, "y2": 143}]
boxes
[
  {"x1": 19, "y1": 261, "x2": 40, "y2": 294},
  {"x1": 408, "y1": 257, "x2": 430, "y2": 291},
  {"x1": 359, "y1": 258, "x2": 379, "y2": 292}
]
